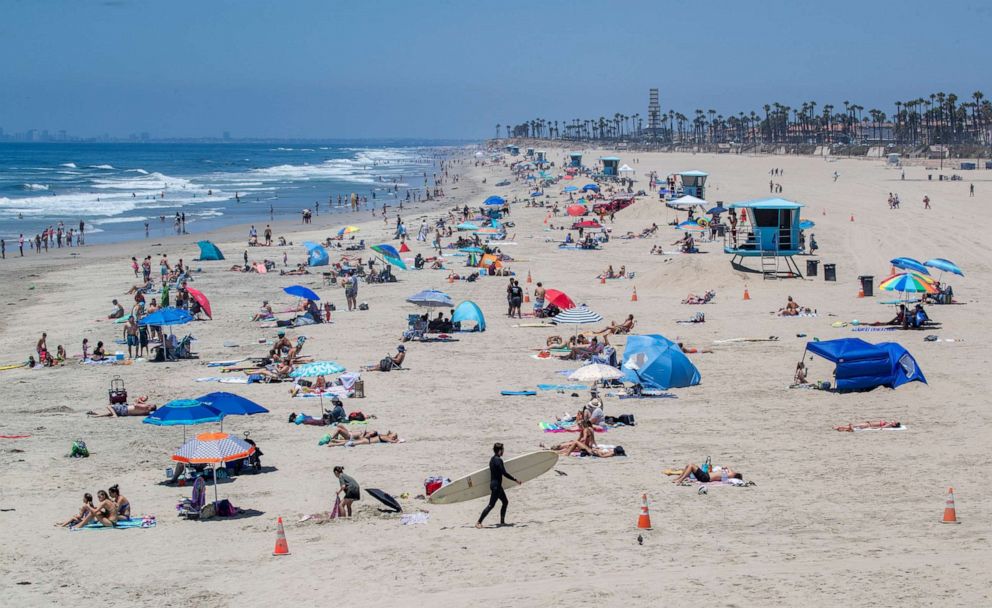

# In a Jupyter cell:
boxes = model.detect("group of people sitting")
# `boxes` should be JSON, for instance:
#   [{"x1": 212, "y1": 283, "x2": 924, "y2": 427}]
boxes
[
  {"x1": 888, "y1": 303, "x2": 933, "y2": 329},
  {"x1": 57, "y1": 484, "x2": 130, "y2": 528},
  {"x1": 598, "y1": 264, "x2": 628, "y2": 279},
  {"x1": 543, "y1": 393, "x2": 625, "y2": 458}
]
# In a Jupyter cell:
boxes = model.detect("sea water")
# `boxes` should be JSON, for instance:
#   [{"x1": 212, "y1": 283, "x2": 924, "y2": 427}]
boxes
[{"x1": 0, "y1": 140, "x2": 465, "y2": 244}]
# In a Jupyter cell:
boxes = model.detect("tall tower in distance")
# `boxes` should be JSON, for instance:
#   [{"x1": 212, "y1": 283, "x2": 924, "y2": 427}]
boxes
[{"x1": 648, "y1": 88, "x2": 661, "y2": 137}]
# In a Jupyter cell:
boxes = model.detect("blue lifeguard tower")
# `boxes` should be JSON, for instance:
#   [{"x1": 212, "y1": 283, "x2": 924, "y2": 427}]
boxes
[
  {"x1": 569, "y1": 152, "x2": 583, "y2": 168},
  {"x1": 535, "y1": 150, "x2": 547, "y2": 164},
  {"x1": 724, "y1": 197, "x2": 805, "y2": 279},
  {"x1": 679, "y1": 170, "x2": 708, "y2": 198},
  {"x1": 508, "y1": 145, "x2": 520, "y2": 156},
  {"x1": 600, "y1": 156, "x2": 621, "y2": 176},
  {"x1": 526, "y1": 147, "x2": 535, "y2": 158}
]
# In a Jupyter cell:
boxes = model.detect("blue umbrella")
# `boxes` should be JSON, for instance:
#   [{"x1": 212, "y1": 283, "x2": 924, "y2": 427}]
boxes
[
  {"x1": 563, "y1": 185, "x2": 579, "y2": 193},
  {"x1": 144, "y1": 399, "x2": 224, "y2": 426},
  {"x1": 707, "y1": 205, "x2": 727, "y2": 215},
  {"x1": 621, "y1": 334, "x2": 701, "y2": 390},
  {"x1": 530, "y1": 191, "x2": 542, "y2": 197},
  {"x1": 406, "y1": 289, "x2": 454, "y2": 307},
  {"x1": 581, "y1": 184, "x2": 600, "y2": 192},
  {"x1": 370, "y1": 243, "x2": 407, "y2": 270},
  {"x1": 890, "y1": 257, "x2": 930, "y2": 275},
  {"x1": 924, "y1": 258, "x2": 963, "y2": 277},
  {"x1": 289, "y1": 361, "x2": 346, "y2": 378},
  {"x1": 283, "y1": 285, "x2": 320, "y2": 301},
  {"x1": 195, "y1": 392, "x2": 269, "y2": 416},
  {"x1": 138, "y1": 307, "x2": 193, "y2": 326},
  {"x1": 483, "y1": 195, "x2": 505, "y2": 206}
]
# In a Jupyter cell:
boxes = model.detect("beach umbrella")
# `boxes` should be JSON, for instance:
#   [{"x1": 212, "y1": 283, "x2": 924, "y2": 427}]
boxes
[
  {"x1": 924, "y1": 258, "x2": 963, "y2": 277},
  {"x1": 289, "y1": 360, "x2": 346, "y2": 378},
  {"x1": 185, "y1": 287, "x2": 212, "y2": 319},
  {"x1": 553, "y1": 305, "x2": 603, "y2": 325},
  {"x1": 457, "y1": 222, "x2": 479, "y2": 231},
  {"x1": 568, "y1": 363, "x2": 624, "y2": 383},
  {"x1": 890, "y1": 257, "x2": 930, "y2": 275},
  {"x1": 880, "y1": 272, "x2": 937, "y2": 295},
  {"x1": 707, "y1": 205, "x2": 727, "y2": 215},
  {"x1": 138, "y1": 307, "x2": 193, "y2": 327},
  {"x1": 406, "y1": 289, "x2": 454, "y2": 308},
  {"x1": 677, "y1": 219, "x2": 707, "y2": 231},
  {"x1": 483, "y1": 195, "x2": 505, "y2": 206},
  {"x1": 371, "y1": 244, "x2": 407, "y2": 270},
  {"x1": 283, "y1": 285, "x2": 320, "y2": 301},
  {"x1": 566, "y1": 204, "x2": 587, "y2": 217},
  {"x1": 563, "y1": 185, "x2": 579, "y2": 193},
  {"x1": 543, "y1": 289, "x2": 575, "y2": 310},
  {"x1": 144, "y1": 398, "x2": 224, "y2": 442},
  {"x1": 799, "y1": 219, "x2": 815, "y2": 230},
  {"x1": 581, "y1": 184, "x2": 600, "y2": 192},
  {"x1": 173, "y1": 432, "x2": 256, "y2": 505},
  {"x1": 195, "y1": 392, "x2": 269, "y2": 416},
  {"x1": 670, "y1": 195, "x2": 708, "y2": 209},
  {"x1": 460, "y1": 246, "x2": 485, "y2": 254},
  {"x1": 338, "y1": 226, "x2": 360, "y2": 236}
]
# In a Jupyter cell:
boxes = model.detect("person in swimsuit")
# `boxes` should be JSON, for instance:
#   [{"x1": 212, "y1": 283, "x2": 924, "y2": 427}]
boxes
[
  {"x1": 834, "y1": 420, "x2": 902, "y2": 432},
  {"x1": 108, "y1": 484, "x2": 130, "y2": 520},
  {"x1": 672, "y1": 463, "x2": 742, "y2": 484},
  {"x1": 76, "y1": 490, "x2": 118, "y2": 528},
  {"x1": 326, "y1": 430, "x2": 399, "y2": 446},
  {"x1": 333, "y1": 466, "x2": 360, "y2": 517},
  {"x1": 57, "y1": 493, "x2": 95, "y2": 527},
  {"x1": 87, "y1": 398, "x2": 157, "y2": 417},
  {"x1": 476, "y1": 442, "x2": 521, "y2": 528}
]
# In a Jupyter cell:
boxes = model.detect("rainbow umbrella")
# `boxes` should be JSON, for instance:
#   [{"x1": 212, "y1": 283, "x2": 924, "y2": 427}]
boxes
[
  {"x1": 338, "y1": 226, "x2": 360, "y2": 236},
  {"x1": 880, "y1": 272, "x2": 937, "y2": 295}
]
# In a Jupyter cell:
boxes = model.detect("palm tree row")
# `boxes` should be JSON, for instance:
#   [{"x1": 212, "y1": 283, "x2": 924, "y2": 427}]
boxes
[{"x1": 497, "y1": 91, "x2": 991, "y2": 147}]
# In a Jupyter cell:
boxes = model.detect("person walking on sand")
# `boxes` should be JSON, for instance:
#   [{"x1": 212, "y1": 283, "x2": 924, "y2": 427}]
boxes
[
  {"x1": 476, "y1": 443, "x2": 521, "y2": 528},
  {"x1": 333, "y1": 466, "x2": 360, "y2": 518},
  {"x1": 923, "y1": 195, "x2": 931, "y2": 210},
  {"x1": 970, "y1": 183, "x2": 975, "y2": 197}
]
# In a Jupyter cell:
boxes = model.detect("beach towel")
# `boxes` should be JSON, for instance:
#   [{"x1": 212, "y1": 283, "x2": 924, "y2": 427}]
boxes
[
  {"x1": 218, "y1": 377, "x2": 249, "y2": 384},
  {"x1": 206, "y1": 359, "x2": 245, "y2": 367},
  {"x1": 537, "y1": 384, "x2": 588, "y2": 391},
  {"x1": 568, "y1": 444, "x2": 624, "y2": 458},
  {"x1": 852, "y1": 425, "x2": 909, "y2": 432},
  {"x1": 540, "y1": 422, "x2": 607, "y2": 433},
  {"x1": 500, "y1": 390, "x2": 537, "y2": 396},
  {"x1": 616, "y1": 392, "x2": 677, "y2": 400},
  {"x1": 195, "y1": 377, "x2": 223, "y2": 382},
  {"x1": 401, "y1": 512, "x2": 430, "y2": 525},
  {"x1": 294, "y1": 386, "x2": 350, "y2": 399},
  {"x1": 76, "y1": 516, "x2": 156, "y2": 530}
]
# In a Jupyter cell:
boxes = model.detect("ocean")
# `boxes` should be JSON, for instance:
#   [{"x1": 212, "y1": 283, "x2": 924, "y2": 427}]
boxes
[{"x1": 0, "y1": 140, "x2": 466, "y2": 244}]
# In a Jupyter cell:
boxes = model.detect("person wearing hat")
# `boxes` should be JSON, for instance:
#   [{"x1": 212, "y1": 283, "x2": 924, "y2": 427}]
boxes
[
  {"x1": 273, "y1": 330, "x2": 292, "y2": 354},
  {"x1": 327, "y1": 396, "x2": 348, "y2": 425},
  {"x1": 585, "y1": 390, "x2": 605, "y2": 426}
]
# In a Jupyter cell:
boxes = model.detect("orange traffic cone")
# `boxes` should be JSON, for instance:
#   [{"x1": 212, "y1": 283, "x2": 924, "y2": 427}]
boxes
[
  {"x1": 273, "y1": 516, "x2": 291, "y2": 555},
  {"x1": 941, "y1": 487, "x2": 961, "y2": 524},
  {"x1": 637, "y1": 494, "x2": 652, "y2": 530},
  {"x1": 857, "y1": 285, "x2": 864, "y2": 298},
  {"x1": 524, "y1": 289, "x2": 530, "y2": 303},
  {"x1": 399, "y1": 242, "x2": 410, "y2": 253},
  {"x1": 526, "y1": 271, "x2": 532, "y2": 284},
  {"x1": 630, "y1": 287, "x2": 638, "y2": 302},
  {"x1": 743, "y1": 286, "x2": 751, "y2": 300}
]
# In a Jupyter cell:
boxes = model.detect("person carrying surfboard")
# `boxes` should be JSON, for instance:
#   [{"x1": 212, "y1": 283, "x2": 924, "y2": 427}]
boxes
[{"x1": 476, "y1": 443, "x2": 521, "y2": 528}]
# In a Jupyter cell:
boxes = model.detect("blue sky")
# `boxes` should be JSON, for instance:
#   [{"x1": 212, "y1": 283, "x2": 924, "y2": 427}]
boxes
[{"x1": 1, "y1": 0, "x2": 988, "y2": 139}]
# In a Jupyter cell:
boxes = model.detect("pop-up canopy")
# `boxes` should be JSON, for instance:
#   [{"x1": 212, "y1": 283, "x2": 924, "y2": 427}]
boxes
[{"x1": 805, "y1": 338, "x2": 926, "y2": 392}]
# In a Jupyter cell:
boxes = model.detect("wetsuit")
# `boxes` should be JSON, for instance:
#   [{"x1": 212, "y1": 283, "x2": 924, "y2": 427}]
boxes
[{"x1": 478, "y1": 455, "x2": 518, "y2": 525}]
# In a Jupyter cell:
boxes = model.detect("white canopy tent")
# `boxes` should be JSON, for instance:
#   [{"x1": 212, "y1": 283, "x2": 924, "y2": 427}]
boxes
[{"x1": 668, "y1": 194, "x2": 708, "y2": 209}]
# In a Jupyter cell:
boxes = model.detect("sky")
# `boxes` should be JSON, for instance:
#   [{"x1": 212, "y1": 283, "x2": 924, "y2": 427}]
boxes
[{"x1": 1, "y1": 0, "x2": 989, "y2": 139}]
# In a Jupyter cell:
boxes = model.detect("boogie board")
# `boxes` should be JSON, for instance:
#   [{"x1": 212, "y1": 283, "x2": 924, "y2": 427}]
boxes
[{"x1": 428, "y1": 451, "x2": 558, "y2": 505}]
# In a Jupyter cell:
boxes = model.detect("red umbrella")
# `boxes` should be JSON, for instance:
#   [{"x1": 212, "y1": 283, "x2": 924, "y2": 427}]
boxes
[
  {"x1": 573, "y1": 220, "x2": 602, "y2": 229},
  {"x1": 566, "y1": 204, "x2": 587, "y2": 217},
  {"x1": 544, "y1": 289, "x2": 575, "y2": 310},
  {"x1": 186, "y1": 287, "x2": 212, "y2": 319}
]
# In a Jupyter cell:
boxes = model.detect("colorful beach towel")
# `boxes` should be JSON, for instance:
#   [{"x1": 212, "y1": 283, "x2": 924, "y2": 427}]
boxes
[{"x1": 76, "y1": 516, "x2": 156, "y2": 530}]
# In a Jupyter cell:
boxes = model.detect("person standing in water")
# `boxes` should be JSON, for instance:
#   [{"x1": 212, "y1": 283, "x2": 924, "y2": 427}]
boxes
[{"x1": 476, "y1": 442, "x2": 521, "y2": 528}]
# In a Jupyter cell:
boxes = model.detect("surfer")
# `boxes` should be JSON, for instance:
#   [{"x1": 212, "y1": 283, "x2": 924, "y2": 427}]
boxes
[{"x1": 476, "y1": 442, "x2": 521, "y2": 528}]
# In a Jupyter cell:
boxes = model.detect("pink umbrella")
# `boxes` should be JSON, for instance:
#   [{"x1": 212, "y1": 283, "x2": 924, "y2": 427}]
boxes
[
  {"x1": 566, "y1": 204, "x2": 587, "y2": 217},
  {"x1": 186, "y1": 287, "x2": 212, "y2": 319}
]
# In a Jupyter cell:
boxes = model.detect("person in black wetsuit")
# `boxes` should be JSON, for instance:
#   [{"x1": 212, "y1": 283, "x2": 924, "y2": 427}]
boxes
[{"x1": 476, "y1": 442, "x2": 521, "y2": 528}]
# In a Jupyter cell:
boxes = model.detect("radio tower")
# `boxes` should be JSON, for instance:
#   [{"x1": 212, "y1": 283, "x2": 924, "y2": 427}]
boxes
[{"x1": 648, "y1": 88, "x2": 661, "y2": 138}]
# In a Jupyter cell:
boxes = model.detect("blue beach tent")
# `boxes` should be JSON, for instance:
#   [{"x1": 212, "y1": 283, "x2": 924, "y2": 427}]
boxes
[
  {"x1": 452, "y1": 301, "x2": 486, "y2": 332},
  {"x1": 196, "y1": 241, "x2": 225, "y2": 261},
  {"x1": 805, "y1": 338, "x2": 926, "y2": 392},
  {"x1": 303, "y1": 241, "x2": 329, "y2": 266},
  {"x1": 621, "y1": 334, "x2": 701, "y2": 390}
]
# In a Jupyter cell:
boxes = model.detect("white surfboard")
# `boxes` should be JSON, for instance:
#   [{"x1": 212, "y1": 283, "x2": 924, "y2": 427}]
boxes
[{"x1": 428, "y1": 451, "x2": 558, "y2": 505}]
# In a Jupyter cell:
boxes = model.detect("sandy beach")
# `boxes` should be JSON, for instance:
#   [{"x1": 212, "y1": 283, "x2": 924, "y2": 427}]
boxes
[{"x1": 1, "y1": 148, "x2": 990, "y2": 607}]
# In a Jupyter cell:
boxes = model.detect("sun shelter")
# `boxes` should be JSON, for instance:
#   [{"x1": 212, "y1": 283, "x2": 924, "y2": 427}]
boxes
[
  {"x1": 452, "y1": 301, "x2": 486, "y2": 332},
  {"x1": 621, "y1": 334, "x2": 701, "y2": 390},
  {"x1": 803, "y1": 338, "x2": 926, "y2": 392},
  {"x1": 569, "y1": 152, "x2": 583, "y2": 167},
  {"x1": 679, "y1": 170, "x2": 708, "y2": 198},
  {"x1": 196, "y1": 241, "x2": 225, "y2": 261},
  {"x1": 304, "y1": 242, "x2": 329, "y2": 266},
  {"x1": 535, "y1": 150, "x2": 547, "y2": 163},
  {"x1": 600, "y1": 156, "x2": 621, "y2": 176}
]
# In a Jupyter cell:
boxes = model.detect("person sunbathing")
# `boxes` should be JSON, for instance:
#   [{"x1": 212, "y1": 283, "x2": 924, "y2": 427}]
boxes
[
  {"x1": 252, "y1": 301, "x2": 274, "y2": 322},
  {"x1": 75, "y1": 489, "x2": 118, "y2": 528},
  {"x1": 834, "y1": 420, "x2": 902, "y2": 432},
  {"x1": 108, "y1": 299, "x2": 125, "y2": 319},
  {"x1": 280, "y1": 264, "x2": 310, "y2": 276},
  {"x1": 778, "y1": 296, "x2": 801, "y2": 316},
  {"x1": 326, "y1": 430, "x2": 400, "y2": 446},
  {"x1": 595, "y1": 314, "x2": 635, "y2": 335},
  {"x1": 672, "y1": 463, "x2": 743, "y2": 484},
  {"x1": 126, "y1": 280, "x2": 154, "y2": 295},
  {"x1": 87, "y1": 397, "x2": 158, "y2": 417},
  {"x1": 682, "y1": 290, "x2": 716, "y2": 304},
  {"x1": 565, "y1": 336, "x2": 607, "y2": 360},
  {"x1": 256, "y1": 361, "x2": 293, "y2": 381},
  {"x1": 678, "y1": 342, "x2": 713, "y2": 354},
  {"x1": 545, "y1": 421, "x2": 597, "y2": 455},
  {"x1": 109, "y1": 484, "x2": 131, "y2": 520},
  {"x1": 57, "y1": 493, "x2": 95, "y2": 527}
]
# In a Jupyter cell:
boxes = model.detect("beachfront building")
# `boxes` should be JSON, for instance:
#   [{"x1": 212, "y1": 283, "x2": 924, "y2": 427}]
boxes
[
  {"x1": 569, "y1": 152, "x2": 583, "y2": 168},
  {"x1": 679, "y1": 170, "x2": 708, "y2": 199},
  {"x1": 724, "y1": 197, "x2": 805, "y2": 279},
  {"x1": 599, "y1": 156, "x2": 620, "y2": 176}
]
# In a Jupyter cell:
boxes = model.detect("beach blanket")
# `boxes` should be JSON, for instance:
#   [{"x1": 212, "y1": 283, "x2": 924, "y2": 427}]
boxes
[
  {"x1": 401, "y1": 512, "x2": 431, "y2": 525},
  {"x1": 294, "y1": 386, "x2": 350, "y2": 399},
  {"x1": 616, "y1": 392, "x2": 677, "y2": 400},
  {"x1": 540, "y1": 422, "x2": 607, "y2": 433},
  {"x1": 195, "y1": 377, "x2": 223, "y2": 382},
  {"x1": 537, "y1": 384, "x2": 588, "y2": 391},
  {"x1": 501, "y1": 390, "x2": 537, "y2": 396},
  {"x1": 82, "y1": 358, "x2": 121, "y2": 365},
  {"x1": 514, "y1": 323, "x2": 555, "y2": 328},
  {"x1": 711, "y1": 337, "x2": 779, "y2": 344},
  {"x1": 852, "y1": 425, "x2": 909, "y2": 432},
  {"x1": 76, "y1": 517, "x2": 156, "y2": 530},
  {"x1": 206, "y1": 359, "x2": 245, "y2": 367},
  {"x1": 218, "y1": 377, "x2": 249, "y2": 384},
  {"x1": 851, "y1": 326, "x2": 898, "y2": 332}
]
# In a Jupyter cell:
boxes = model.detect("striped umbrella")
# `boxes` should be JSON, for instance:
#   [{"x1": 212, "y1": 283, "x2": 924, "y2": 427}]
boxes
[
  {"x1": 880, "y1": 272, "x2": 937, "y2": 295},
  {"x1": 553, "y1": 305, "x2": 603, "y2": 325},
  {"x1": 173, "y1": 431, "x2": 256, "y2": 505}
]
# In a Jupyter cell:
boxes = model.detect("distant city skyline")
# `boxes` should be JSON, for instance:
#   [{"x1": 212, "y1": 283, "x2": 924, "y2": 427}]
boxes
[{"x1": 2, "y1": 0, "x2": 989, "y2": 139}]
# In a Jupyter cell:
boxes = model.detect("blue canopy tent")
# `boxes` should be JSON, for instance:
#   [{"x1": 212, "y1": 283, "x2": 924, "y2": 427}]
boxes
[
  {"x1": 621, "y1": 334, "x2": 701, "y2": 390},
  {"x1": 303, "y1": 241, "x2": 329, "y2": 267},
  {"x1": 483, "y1": 195, "x2": 505, "y2": 206},
  {"x1": 452, "y1": 301, "x2": 486, "y2": 332},
  {"x1": 581, "y1": 183, "x2": 600, "y2": 192},
  {"x1": 196, "y1": 241, "x2": 225, "y2": 261},
  {"x1": 804, "y1": 338, "x2": 927, "y2": 392}
]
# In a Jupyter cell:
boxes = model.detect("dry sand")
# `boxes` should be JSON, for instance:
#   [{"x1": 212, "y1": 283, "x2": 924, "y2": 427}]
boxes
[{"x1": 1, "y1": 148, "x2": 990, "y2": 607}]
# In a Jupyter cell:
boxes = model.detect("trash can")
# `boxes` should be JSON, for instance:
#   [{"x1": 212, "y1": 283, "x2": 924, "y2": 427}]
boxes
[
  {"x1": 824, "y1": 263, "x2": 836, "y2": 282},
  {"x1": 806, "y1": 259, "x2": 819, "y2": 277},
  {"x1": 858, "y1": 275, "x2": 874, "y2": 297}
]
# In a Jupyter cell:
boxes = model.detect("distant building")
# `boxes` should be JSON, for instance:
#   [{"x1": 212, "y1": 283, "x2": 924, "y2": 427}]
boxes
[{"x1": 648, "y1": 88, "x2": 661, "y2": 136}]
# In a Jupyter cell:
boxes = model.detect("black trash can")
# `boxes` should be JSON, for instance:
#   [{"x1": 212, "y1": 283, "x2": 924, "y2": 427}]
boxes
[
  {"x1": 824, "y1": 263, "x2": 836, "y2": 282},
  {"x1": 806, "y1": 259, "x2": 819, "y2": 277},
  {"x1": 858, "y1": 275, "x2": 874, "y2": 297}
]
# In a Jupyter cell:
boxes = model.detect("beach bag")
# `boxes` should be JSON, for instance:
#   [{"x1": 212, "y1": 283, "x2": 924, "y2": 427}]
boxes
[
  {"x1": 70, "y1": 440, "x2": 89, "y2": 458},
  {"x1": 424, "y1": 476, "x2": 449, "y2": 496},
  {"x1": 378, "y1": 357, "x2": 393, "y2": 372},
  {"x1": 358, "y1": 302, "x2": 369, "y2": 311},
  {"x1": 348, "y1": 411, "x2": 366, "y2": 422},
  {"x1": 613, "y1": 446, "x2": 626, "y2": 456}
]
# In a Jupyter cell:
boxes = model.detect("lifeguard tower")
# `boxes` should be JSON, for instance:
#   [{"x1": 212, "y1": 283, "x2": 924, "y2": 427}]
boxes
[
  {"x1": 526, "y1": 147, "x2": 535, "y2": 158},
  {"x1": 724, "y1": 197, "x2": 805, "y2": 279},
  {"x1": 535, "y1": 150, "x2": 547, "y2": 164},
  {"x1": 679, "y1": 170, "x2": 708, "y2": 198},
  {"x1": 600, "y1": 156, "x2": 621, "y2": 176},
  {"x1": 569, "y1": 152, "x2": 583, "y2": 168},
  {"x1": 508, "y1": 145, "x2": 520, "y2": 156}
]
